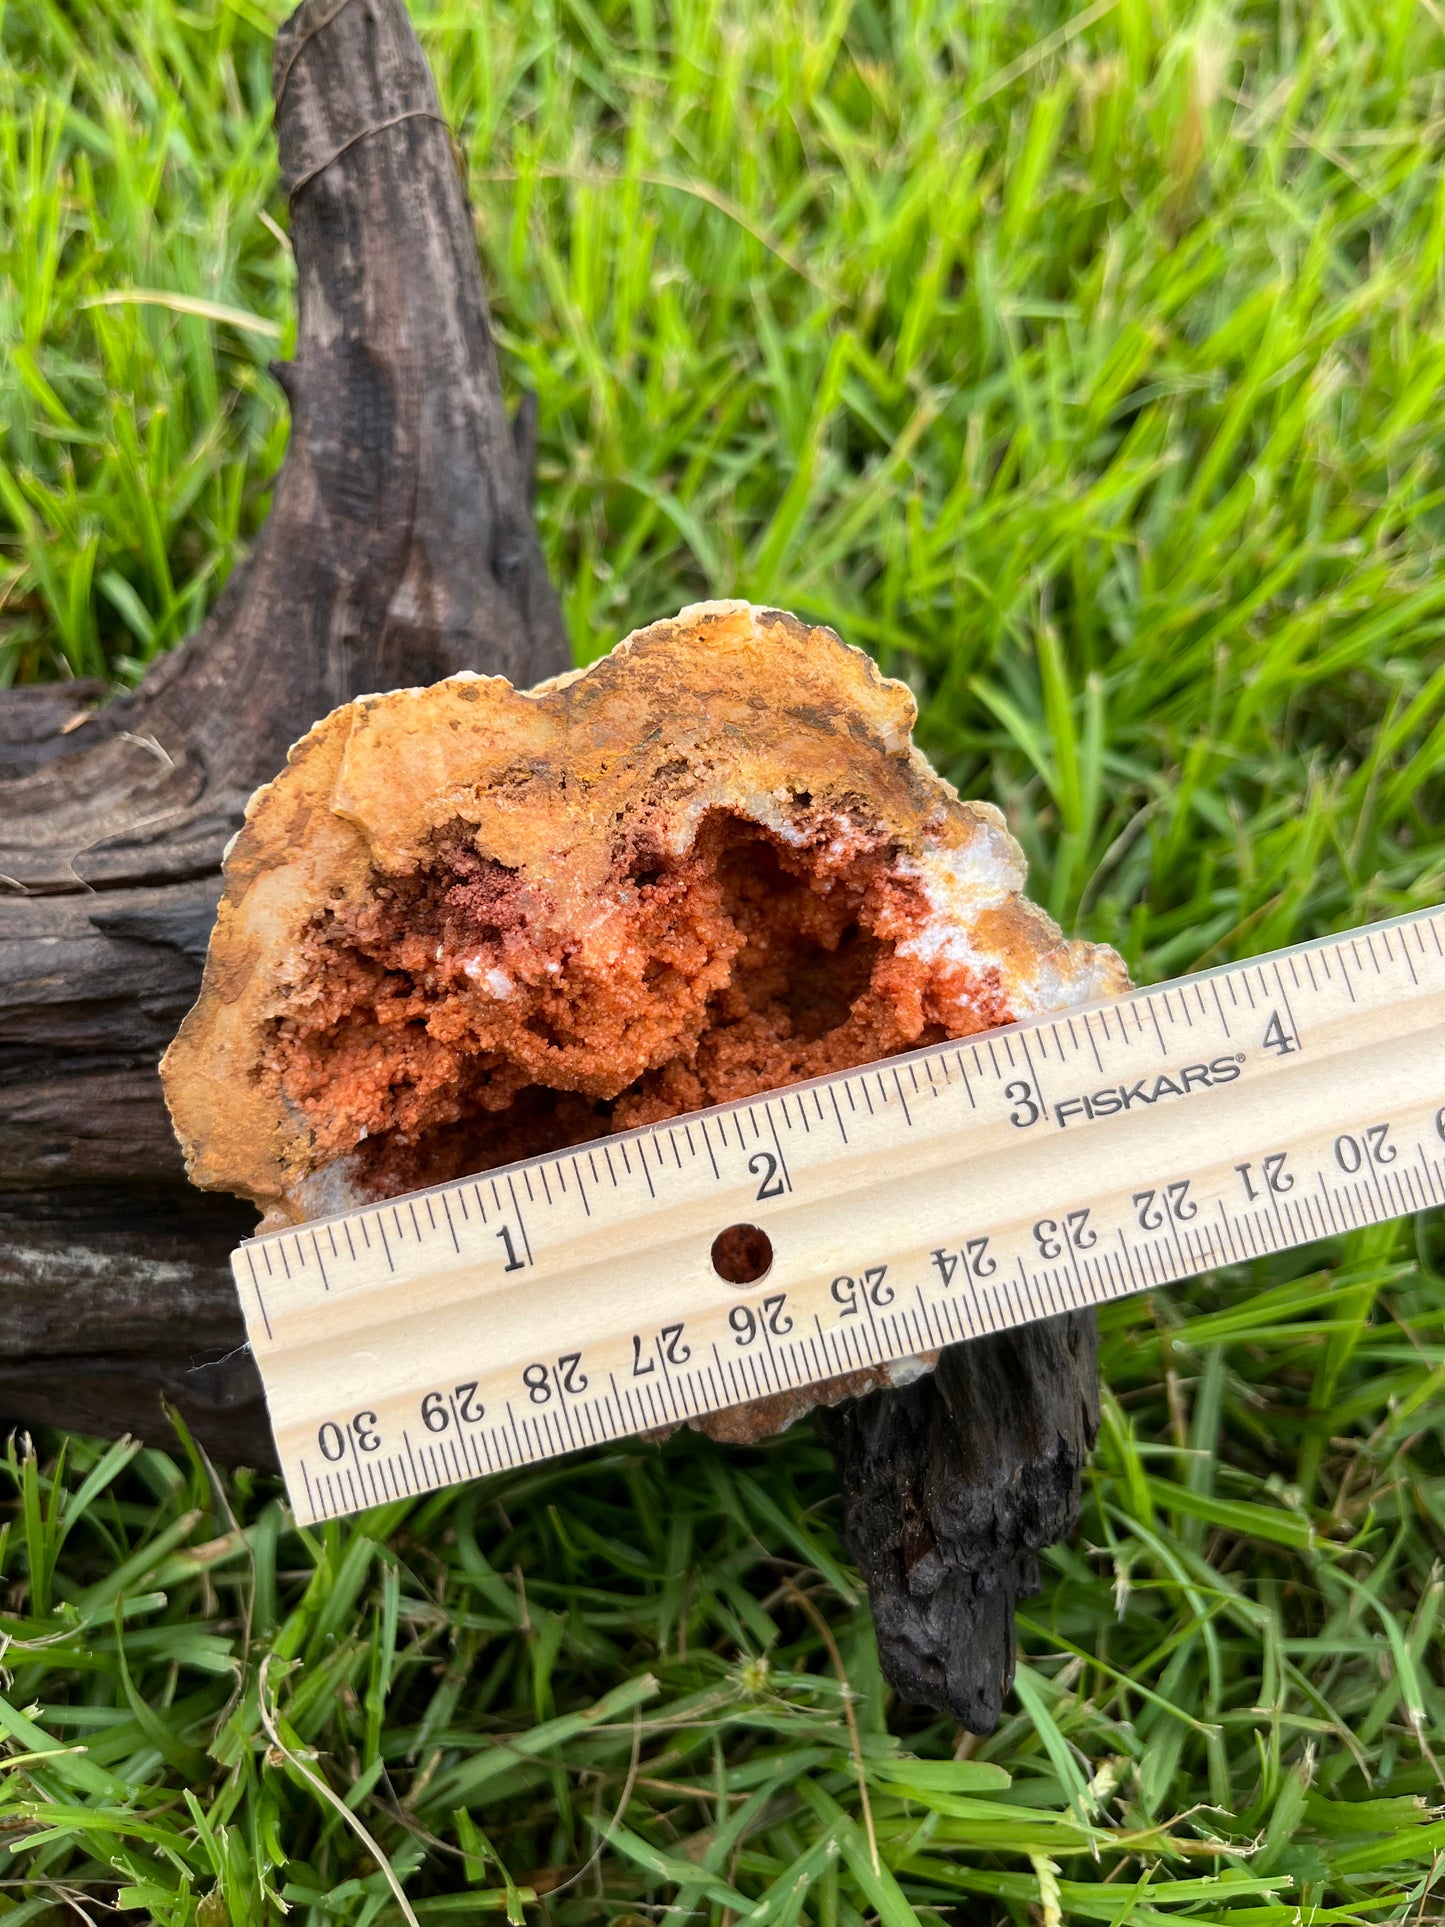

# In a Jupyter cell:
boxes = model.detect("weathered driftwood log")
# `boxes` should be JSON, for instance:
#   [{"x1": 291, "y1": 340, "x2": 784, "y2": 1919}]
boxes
[
  {"x1": 0, "y1": 0, "x2": 567, "y2": 1456},
  {"x1": 817, "y1": 1311, "x2": 1100, "y2": 1729},
  {"x1": 0, "y1": 0, "x2": 1105, "y2": 1729}
]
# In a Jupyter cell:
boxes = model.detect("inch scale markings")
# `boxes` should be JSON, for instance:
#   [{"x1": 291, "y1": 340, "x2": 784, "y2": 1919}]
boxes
[{"x1": 234, "y1": 905, "x2": 1445, "y2": 1526}]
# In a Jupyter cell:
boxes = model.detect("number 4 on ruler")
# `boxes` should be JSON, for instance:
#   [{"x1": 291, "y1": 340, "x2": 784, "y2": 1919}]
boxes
[{"x1": 1261, "y1": 1009, "x2": 1297, "y2": 1056}]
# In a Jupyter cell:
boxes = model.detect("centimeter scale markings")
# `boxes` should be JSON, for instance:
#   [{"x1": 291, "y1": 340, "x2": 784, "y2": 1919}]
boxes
[{"x1": 236, "y1": 905, "x2": 1445, "y2": 1526}]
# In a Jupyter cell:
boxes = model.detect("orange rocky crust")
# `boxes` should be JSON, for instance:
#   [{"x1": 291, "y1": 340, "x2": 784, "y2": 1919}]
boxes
[{"x1": 161, "y1": 600, "x2": 1128, "y2": 1440}]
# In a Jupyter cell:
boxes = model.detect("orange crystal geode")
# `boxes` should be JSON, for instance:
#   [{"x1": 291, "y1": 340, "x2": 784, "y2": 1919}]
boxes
[{"x1": 162, "y1": 601, "x2": 1128, "y2": 1435}]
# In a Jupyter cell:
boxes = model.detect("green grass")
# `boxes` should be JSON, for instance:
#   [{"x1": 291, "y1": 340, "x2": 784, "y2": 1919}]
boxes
[{"x1": 4, "y1": 0, "x2": 1445, "y2": 1920}]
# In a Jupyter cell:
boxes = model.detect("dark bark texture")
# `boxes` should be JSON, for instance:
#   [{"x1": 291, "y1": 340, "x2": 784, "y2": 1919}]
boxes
[
  {"x1": 0, "y1": 0, "x2": 567, "y2": 1463},
  {"x1": 0, "y1": 0, "x2": 1097, "y2": 1732},
  {"x1": 818, "y1": 1312, "x2": 1100, "y2": 1732}
]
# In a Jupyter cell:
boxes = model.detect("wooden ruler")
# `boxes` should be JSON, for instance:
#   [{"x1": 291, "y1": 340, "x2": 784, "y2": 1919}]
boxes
[{"x1": 234, "y1": 905, "x2": 1445, "y2": 1526}]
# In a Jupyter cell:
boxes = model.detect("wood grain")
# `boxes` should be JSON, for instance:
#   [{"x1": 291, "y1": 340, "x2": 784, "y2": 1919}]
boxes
[{"x1": 0, "y1": 0, "x2": 567, "y2": 1464}]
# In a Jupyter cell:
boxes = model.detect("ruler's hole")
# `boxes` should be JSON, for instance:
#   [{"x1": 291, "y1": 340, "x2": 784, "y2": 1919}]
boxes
[{"x1": 711, "y1": 1223, "x2": 773, "y2": 1286}]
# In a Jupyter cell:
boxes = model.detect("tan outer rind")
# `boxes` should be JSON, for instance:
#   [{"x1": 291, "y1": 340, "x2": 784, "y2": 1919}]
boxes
[{"x1": 163, "y1": 598, "x2": 1126, "y2": 1229}]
